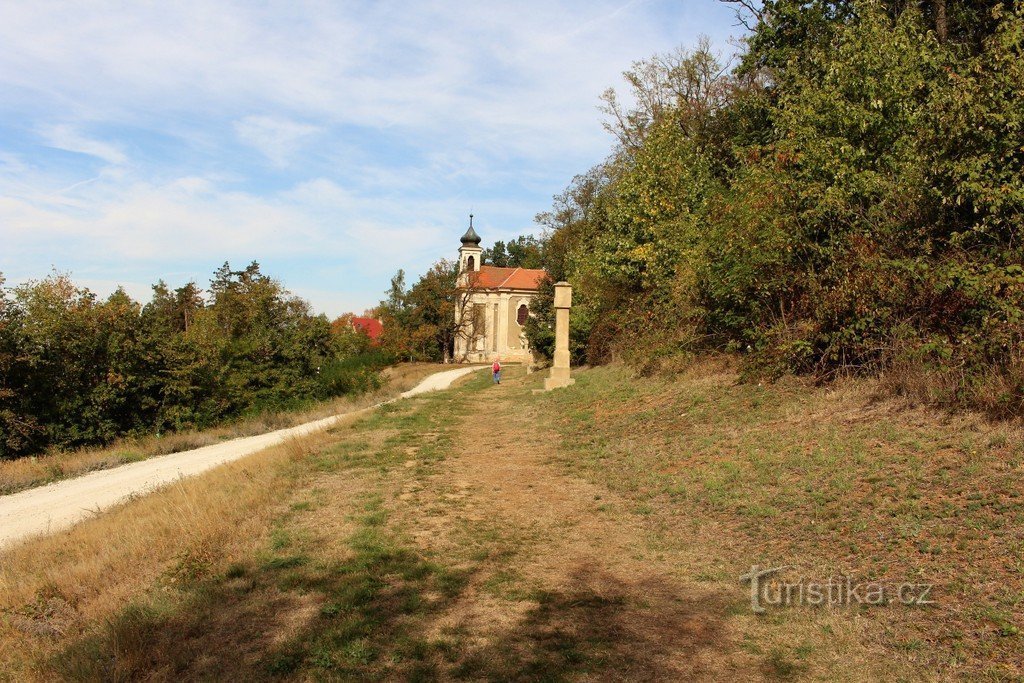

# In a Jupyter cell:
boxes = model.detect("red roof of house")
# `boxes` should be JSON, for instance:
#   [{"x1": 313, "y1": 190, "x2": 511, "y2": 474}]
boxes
[
  {"x1": 468, "y1": 266, "x2": 546, "y2": 291},
  {"x1": 351, "y1": 317, "x2": 383, "y2": 341}
]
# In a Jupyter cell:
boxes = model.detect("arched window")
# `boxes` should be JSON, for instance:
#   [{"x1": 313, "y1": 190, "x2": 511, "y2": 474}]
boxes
[
  {"x1": 466, "y1": 255, "x2": 475, "y2": 271},
  {"x1": 516, "y1": 303, "x2": 529, "y2": 326}
]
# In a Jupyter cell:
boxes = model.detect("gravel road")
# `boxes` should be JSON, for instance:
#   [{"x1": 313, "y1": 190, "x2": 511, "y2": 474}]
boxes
[{"x1": 0, "y1": 366, "x2": 483, "y2": 549}]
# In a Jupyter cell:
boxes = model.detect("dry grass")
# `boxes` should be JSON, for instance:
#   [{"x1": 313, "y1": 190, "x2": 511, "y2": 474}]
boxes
[
  {"x1": 540, "y1": 364, "x2": 1024, "y2": 680},
  {"x1": 3, "y1": 362, "x2": 1020, "y2": 680},
  {"x1": 12, "y1": 367, "x2": 749, "y2": 681},
  {"x1": 0, "y1": 425, "x2": 344, "y2": 680},
  {"x1": 0, "y1": 362, "x2": 444, "y2": 496},
  {"x1": 0, "y1": 369, "x2": 473, "y2": 681},
  {"x1": 881, "y1": 348, "x2": 1024, "y2": 419}
]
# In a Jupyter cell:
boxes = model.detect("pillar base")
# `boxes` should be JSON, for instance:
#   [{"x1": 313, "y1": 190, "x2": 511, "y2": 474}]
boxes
[
  {"x1": 538, "y1": 366, "x2": 574, "y2": 392},
  {"x1": 542, "y1": 375, "x2": 575, "y2": 391}
]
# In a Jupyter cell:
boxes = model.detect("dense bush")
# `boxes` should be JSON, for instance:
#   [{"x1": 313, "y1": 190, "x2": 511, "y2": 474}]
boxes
[
  {"x1": 315, "y1": 350, "x2": 393, "y2": 398},
  {"x1": 527, "y1": 0, "x2": 1024, "y2": 413},
  {"x1": 0, "y1": 263, "x2": 385, "y2": 459}
]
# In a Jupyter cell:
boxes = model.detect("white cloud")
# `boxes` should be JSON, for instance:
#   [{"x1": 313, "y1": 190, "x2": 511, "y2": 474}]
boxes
[
  {"x1": 0, "y1": 1, "x2": 735, "y2": 163},
  {"x1": 0, "y1": 170, "x2": 521, "y2": 295},
  {"x1": 234, "y1": 115, "x2": 322, "y2": 166},
  {"x1": 0, "y1": 0, "x2": 743, "y2": 312},
  {"x1": 167, "y1": 176, "x2": 216, "y2": 194},
  {"x1": 38, "y1": 124, "x2": 128, "y2": 165}
]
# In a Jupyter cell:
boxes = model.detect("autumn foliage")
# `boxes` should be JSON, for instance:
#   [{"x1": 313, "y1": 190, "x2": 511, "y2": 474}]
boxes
[
  {"x1": 528, "y1": 0, "x2": 1024, "y2": 414},
  {"x1": 0, "y1": 264, "x2": 388, "y2": 459}
]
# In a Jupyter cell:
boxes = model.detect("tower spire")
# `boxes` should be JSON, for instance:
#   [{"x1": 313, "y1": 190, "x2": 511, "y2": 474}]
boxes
[
  {"x1": 459, "y1": 213, "x2": 482, "y2": 274},
  {"x1": 460, "y1": 215, "x2": 481, "y2": 246}
]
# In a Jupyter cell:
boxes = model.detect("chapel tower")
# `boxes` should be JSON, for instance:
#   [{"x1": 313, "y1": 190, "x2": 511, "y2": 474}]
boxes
[{"x1": 458, "y1": 214, "x2": 482, "y2": 274}]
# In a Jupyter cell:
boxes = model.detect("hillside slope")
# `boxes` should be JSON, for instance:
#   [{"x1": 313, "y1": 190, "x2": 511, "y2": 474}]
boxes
[{"x1": 0, "y1": 364, "x2": 1020, "y2": 680}]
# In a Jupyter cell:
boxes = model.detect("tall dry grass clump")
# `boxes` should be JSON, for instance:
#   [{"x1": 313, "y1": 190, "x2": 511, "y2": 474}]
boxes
[
  {"x1": 0, "y1": 429, "x2": 333, "y2": 680},
  {"x1": 881, "y1": 346, "x2": 1024, "y2": 420}
]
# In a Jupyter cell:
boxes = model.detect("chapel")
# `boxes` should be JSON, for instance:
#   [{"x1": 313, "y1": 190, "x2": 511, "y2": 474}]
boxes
[{"x1": 453, "y1": 217, "x2": 546, "y2": 363}]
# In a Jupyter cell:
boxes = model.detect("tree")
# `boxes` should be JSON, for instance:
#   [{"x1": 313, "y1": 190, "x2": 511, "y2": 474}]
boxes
[
  {"x1": 377, "y1": 269, "x2": 412, "y2": 359},
  {"x1": 144, "y1": 281, "x2": 203, "y2": 334},
  {"x1": 0, "y1": 263, "x2": 379, "y2": 458},
  {"x1": 530, "y1": 0, "x2": 1024, "y2": 410},
  {"x1": 504, "y1": 236, "x2": 545, "y2": 269},
  {"x1": 481, "y1": 236, "x2": 544, "y2": 269},
  {"x1": 482, "y1": 241, "x2": 510, "y2": 267},
  {"x1": 599, "y1": 37, "x2": 735, "y2": 153},
  {"x1": 379, "y1": 260, "x2": 476, "y2": 363},
  {"x1": 0, "y1": 274, "x2": 40, "y2": 457}
]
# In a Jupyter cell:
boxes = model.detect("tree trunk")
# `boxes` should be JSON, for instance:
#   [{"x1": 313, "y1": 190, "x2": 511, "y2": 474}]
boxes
[{"x1": 934, "y1": 0, "x2": 948, "y2": 43}]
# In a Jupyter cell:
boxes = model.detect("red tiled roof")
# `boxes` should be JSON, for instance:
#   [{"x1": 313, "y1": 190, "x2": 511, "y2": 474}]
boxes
[
  {"x1": 468, "y1": 266, "x2": 546, "y2": 291},
  {"x1": 351, "y1": 317, "x2": 383, "y2": 341}
]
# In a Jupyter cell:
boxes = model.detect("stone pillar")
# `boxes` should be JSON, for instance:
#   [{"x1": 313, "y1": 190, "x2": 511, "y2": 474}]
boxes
[{"x1": 543, "y1": 282, "x2": 575, "y2": 391}]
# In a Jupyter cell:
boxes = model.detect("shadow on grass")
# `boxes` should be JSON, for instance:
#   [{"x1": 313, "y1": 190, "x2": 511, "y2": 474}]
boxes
[
  {"x1": 53, "y1": 549, "x2": 734, "y2": 681},
  {"x1": 48, "y1": 372, "x2": 736, "y2": 681},
  {"x1": 51, "y1": 496, "x2": 473, "y2": 681},
  {"x1": 455, "y1": 564, "x2": 731, "y2": 681}
]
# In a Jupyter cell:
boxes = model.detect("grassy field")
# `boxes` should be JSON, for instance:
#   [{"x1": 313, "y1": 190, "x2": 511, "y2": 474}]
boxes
[
  {"x1": 0, "y1": 363, "x2": 443, "y2": 496},
  {"x1": 540, "y1": 361, "x2": 1023, "y2": 680},
  {"x1": 0, "y1": 363, "x2": 1020, "y2": 681}
]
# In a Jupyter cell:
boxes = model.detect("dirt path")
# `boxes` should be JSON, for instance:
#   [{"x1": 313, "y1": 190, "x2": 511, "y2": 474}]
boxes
[
  {"x1": 391, "y1": 369, "x2": 754, "y2": 680},
  {"x1": 0, "y1": 366, "x2": 483, "y2": 549}
]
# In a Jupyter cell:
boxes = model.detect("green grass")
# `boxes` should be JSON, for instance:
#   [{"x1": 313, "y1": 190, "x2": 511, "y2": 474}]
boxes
[
  {"x1": 535, "y1": 365, "x2": 1024, "y2": 677},
  {"x1": 32, "y1": 363, "x2": 1024, "y2": 680},
  {"x1": 44, "y1": 367, "x2": 620, "y2": 680}
]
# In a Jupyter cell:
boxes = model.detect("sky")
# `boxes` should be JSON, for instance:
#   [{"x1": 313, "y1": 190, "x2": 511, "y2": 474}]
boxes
[{"x1": 0, "y1": 0, "x2": 743, "y2": 317}]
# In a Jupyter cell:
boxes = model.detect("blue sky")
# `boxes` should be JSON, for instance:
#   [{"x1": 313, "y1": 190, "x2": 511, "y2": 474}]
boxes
[{"x1": 0, "y1": 0, "x2": 743, "y2": 317}]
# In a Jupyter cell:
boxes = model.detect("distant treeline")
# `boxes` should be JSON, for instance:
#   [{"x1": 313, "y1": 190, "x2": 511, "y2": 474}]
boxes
[
  {"x1": 521, "y1": 0, "x2": 1024, "y2": 415},
  {"x1": 0, "y1": 263, "x2": 388, "y2": 459}
]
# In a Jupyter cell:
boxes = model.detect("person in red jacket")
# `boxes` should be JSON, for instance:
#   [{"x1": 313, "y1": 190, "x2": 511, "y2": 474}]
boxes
[{"x1": 491, "y1": 358, "x2": 501, "y2": 384}]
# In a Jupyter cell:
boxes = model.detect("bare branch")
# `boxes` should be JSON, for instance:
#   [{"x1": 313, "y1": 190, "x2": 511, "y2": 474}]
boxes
[{"x1": 719, "y1": 0, "x2": 763, "y2": 31}]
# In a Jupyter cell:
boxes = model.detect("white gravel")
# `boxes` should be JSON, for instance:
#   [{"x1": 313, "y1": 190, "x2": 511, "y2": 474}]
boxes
[{"x1": 0, "y1": 366, "x2": 483, "y2": 549}]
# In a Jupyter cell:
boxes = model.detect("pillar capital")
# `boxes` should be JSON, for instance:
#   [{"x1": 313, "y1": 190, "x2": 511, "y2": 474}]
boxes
[{"x1": 553, "y1": 281, "x2": 572, "y2": 309}]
